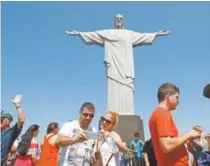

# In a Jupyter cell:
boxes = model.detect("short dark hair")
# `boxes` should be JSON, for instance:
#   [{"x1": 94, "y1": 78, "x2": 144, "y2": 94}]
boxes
[
  {"x1": 134, "y1": 132, "x2": 140, "y2": 137},
  {"x1": 157, "y1": 83, "x2": 179, "y2": 102},
  {"x1": 47, "y1": 122, "x2": 58, "y2": 134},
  {"x1": 80, "y1": 102, "x2": 95, "y2": 112}
]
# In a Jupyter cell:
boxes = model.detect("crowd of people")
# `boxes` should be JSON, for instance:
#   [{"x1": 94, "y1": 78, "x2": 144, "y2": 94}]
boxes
[{"x1": 1, "y1": 83, "x2": 210, "y2": 166}]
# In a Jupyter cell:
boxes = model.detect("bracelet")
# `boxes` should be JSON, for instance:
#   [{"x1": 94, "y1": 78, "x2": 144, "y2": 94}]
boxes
[{"x1": 16, "y1": 106, "x2": 21, "y2": 109}]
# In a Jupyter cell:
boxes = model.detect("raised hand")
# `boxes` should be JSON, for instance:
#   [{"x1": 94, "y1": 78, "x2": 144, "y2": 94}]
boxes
[
  {"x1": 65, "y1": 30, "x2": 80, "y2": 35},
  {"x1": 157, "y1": 30, "x2": 171, "y2": 36},
  {"x1": 11, "y1": 94, "x2": 23, "y2": 106}
]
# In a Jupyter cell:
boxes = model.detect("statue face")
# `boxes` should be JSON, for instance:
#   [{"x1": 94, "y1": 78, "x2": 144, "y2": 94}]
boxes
[{"x1": 114, "y1": 14, "x2": 124, "y2": 29}]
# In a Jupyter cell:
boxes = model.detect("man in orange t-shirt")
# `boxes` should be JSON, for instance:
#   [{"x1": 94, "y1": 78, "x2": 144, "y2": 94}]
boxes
[{"x1": 149, "y1": 83, "x2": 201, "y2": 166}]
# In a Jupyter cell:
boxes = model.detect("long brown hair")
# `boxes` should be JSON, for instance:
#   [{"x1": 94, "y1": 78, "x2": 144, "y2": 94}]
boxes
[{"x1": 17, "y1": 124, "x2": 39, "y2": 156}]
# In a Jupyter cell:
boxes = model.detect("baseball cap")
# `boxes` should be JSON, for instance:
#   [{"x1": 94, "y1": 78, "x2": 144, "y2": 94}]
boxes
[{"x1": 1, "y1": 113, "x2": 13, "y2": 122}]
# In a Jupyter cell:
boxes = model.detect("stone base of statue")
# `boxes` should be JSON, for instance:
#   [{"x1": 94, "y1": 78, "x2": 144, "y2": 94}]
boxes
[{"x1": 114, "y1": 115, "x2": 145, "y2": 144}]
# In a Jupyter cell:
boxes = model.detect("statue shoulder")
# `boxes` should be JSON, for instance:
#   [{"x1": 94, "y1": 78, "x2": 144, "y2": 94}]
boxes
[
  {"x1": 95, "y1": 29, "x2": 111, "y2": 32},
  {"x1": 121, "y1": 29, "x2": 133, "y2": 33}
]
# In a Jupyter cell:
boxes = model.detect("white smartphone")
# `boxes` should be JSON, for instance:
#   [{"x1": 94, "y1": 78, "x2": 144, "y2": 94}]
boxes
[{"x1": 87, "y1": 131, "x2": 99, "y2": 140}]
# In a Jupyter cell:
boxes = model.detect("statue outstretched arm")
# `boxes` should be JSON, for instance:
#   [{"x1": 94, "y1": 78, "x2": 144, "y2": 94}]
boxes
[
  {"x1": 65, "y1": 30, "x2": 80, "y2": 36},
  {"x1": 132, "y1": 30, "x2": 170, "y2": 47},
  {"x1": 156, "y1": 30, "x2": 171, "y2": 36},
  {"x1": 65, "y1": 29, "x2": 106, "y2": 46}
]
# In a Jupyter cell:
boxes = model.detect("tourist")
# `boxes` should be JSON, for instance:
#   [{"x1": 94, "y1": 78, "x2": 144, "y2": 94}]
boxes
[
  {"x1": 143, "y1": 138, "x2": 157, "y2": 166},
  {"x1": 55, "y1": 102, "x2": 96, "y2": 166},
  {"x1": 14, "y1": 124, "x2": 40, "y2": 166},
  {"x1": 149, "y1": 83, "x2": 201, "y2": 166},
  {"x1": 130, "y1": 132, "x2": 144, "y2": 166},
  {"x1": 1, "y1": 94, "x2": 25, "y2": 166},
  {"x1": 38, "y1": 122, "x2": 60, "y2": 166},
  {"x1": 91, "y1": 111, "x2": 130, "y2": 166}
]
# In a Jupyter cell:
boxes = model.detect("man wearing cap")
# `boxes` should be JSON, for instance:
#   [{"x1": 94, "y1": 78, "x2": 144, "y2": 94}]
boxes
[{"x1": 1, "y1": 94, "x2": 25, "y2": 166}]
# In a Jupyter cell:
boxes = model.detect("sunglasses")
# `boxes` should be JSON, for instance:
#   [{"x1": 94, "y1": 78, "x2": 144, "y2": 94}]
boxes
[
  {"x1": 82, "y1": 113, "x2": 94, "y2": 118},
  {"x1": 100, "y1": 116, "x2": 112, "y2": 124}
]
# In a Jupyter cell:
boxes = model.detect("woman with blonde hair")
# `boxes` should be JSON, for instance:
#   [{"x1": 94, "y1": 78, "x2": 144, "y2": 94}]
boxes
[{"x1": 91, "y1": 111, "x2": 131, "y2": 166}]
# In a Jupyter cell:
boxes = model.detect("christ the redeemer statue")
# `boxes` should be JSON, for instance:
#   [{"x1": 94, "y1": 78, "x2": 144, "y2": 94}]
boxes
[{"x1": 65, "y1": 14, "x2": 170, "y2": 115}]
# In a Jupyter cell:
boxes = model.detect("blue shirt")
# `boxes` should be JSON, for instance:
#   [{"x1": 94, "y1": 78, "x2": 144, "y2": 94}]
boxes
[
  {"x1": 130, "y1": 140, "x2": 143, "y2": 158},
  {"x1": 1, "y1": 123, "x2": 22, "y2": 166}
]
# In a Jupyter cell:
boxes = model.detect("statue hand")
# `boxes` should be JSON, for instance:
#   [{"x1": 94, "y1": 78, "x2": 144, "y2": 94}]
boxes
[
  {"x1": 65, "y1": 30, "x2": 80, "y2": 35},
  {"x1": 157, "y1": 30, "x2": 171, "y2": 36}
]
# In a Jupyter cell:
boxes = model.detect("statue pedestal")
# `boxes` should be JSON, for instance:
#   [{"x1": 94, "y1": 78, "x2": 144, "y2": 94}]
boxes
[{"x1": 114, "y1": 115, "x2": 145, "y2": 144}]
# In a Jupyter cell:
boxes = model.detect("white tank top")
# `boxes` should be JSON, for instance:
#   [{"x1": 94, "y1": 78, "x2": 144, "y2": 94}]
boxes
[{"x1": 100, "y1": 137, "x2": 120, "y2": 166}]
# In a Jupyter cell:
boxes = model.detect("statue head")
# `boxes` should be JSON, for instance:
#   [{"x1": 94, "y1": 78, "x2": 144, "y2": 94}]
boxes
[{"x1": 114, "y1": 14, "x2": 124, "y2": 29}]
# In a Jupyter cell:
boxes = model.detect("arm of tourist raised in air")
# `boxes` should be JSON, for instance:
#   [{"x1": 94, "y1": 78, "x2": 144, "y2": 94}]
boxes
[
  {"x1": 11, "y1": 94, "x2": 25, "y2": 129},
  {"x1": 159, "y1": 129, "x2": 201, "y2": 154}
]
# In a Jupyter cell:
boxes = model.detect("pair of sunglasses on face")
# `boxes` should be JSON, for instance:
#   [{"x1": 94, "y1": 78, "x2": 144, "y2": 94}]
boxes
[
  {"x1": 82, "y1": 113, "x2": 112, "y2": 124},
  {"x1": 82, "y1": 113, "x2": 94, "y2": 118},
  {"x1": 100, "y1": 116, "x2": 112, "y2": 124}
]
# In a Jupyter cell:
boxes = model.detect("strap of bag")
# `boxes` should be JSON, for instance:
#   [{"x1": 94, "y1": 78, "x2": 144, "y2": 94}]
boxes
[
  {"x1": 105, "y1": 153, "x2": 114, "y2": 166},
  {"x1": 94, "y1": 138, "x2": 114, "y2": 166},
  {"x1": 97, "y1": 138, "x2": 106, "y2": 151}
]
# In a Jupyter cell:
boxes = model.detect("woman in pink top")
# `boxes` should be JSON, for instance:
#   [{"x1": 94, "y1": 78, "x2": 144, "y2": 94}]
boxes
[{"x1": 14, "y1": 124, "x2": 40, "y2": 166}]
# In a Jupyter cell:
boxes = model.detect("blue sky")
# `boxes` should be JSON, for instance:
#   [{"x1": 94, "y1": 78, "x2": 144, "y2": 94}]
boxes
[{"x1": 1, "y1": 1, "x2": 210, "y2": 141}]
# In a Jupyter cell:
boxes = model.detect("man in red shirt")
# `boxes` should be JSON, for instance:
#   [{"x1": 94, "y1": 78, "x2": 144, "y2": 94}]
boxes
[{"x1": 149, "y1": 83, "x2": 201, "y2": 166}]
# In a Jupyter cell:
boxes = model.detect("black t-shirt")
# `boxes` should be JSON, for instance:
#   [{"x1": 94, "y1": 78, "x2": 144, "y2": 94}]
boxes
[{"x1": 143, "y1": 139, "x2": 157, "y2": 166}]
